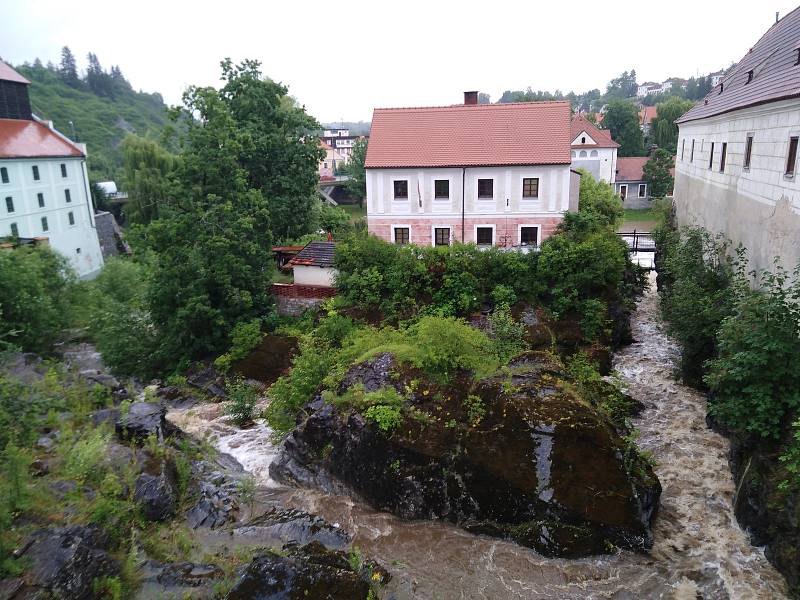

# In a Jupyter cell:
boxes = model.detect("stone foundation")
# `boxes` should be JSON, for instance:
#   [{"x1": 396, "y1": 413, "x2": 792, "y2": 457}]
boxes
[{"x1": 272, "y1": 283, "x2": 336, "y2": 317}]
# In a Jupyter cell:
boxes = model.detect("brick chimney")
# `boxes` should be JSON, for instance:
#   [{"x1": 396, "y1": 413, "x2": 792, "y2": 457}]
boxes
[{"x1": 464, "y1": 91, "x2": 478, "y2": 105}]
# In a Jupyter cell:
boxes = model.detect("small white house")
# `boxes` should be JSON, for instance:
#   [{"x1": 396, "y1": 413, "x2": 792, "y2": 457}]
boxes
[
  {"x1": 0, "y1": 61, "x2": 104, "y2": 278},
  {"x1": 570, "y1": 114, "x2": 618, "y2": 183},
  {"x1": 288, "y1": 241, "x2": 336, "y2": 287}
]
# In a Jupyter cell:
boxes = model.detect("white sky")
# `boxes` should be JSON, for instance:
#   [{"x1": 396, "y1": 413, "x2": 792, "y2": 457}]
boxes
[{"x1": 1, "y1": 0, "x2": 798, "y2": 123}]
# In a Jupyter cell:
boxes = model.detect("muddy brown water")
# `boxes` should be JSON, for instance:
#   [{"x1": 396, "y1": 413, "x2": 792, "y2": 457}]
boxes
[{"x1": 168, "y1": 276, "x2": 788, "y2": 599}]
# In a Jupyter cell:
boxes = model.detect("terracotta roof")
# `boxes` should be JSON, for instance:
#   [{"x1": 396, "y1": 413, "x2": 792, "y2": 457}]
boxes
[
  {"x1": 288, "y1": 241, "x2": 336, "y2": 268},
  {"x1": 677, "y1": 7, "x2": 800, "y2": 123},
  {"x1": 570, "y1": 114, "x2": 619, "y2": 149},
  {"x1": 615, "y1": 157, "x2": 649, "y2": 182},
  {"x1": 639, "y1": 106, "x2": 657, "y2": 125},
  {"x1": 0, "y1": 61, "x2": 30, "y2": 85},
  {"x1": 320, "y1": 140, "x2": 333, "y2": 150},
  {"x1": 0, "y1": 118, "x2": 84, "y2": 159},
  {"x1": 365, "y1": 101, "x2": 571, "y2": 168}
]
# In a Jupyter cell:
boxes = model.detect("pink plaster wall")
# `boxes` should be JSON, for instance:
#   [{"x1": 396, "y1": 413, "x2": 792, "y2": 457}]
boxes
[{"x1": 368, "y1": 216, "x2": 565, "y2": 247}]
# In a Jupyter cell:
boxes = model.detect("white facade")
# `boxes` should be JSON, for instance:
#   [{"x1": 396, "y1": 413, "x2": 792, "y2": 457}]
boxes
[
  {"x1": 366, "y1": 165, "x2": 574, "y2": 246},
  {"x1": 0, "y1": 156, "x2": 104, "y2": 278},
  {"x1": 570, "y1": 130, "x2": 617, "y2": 183},
  {"x1": 674, "y1": 98, "x2": 800, "y2": 276},
  {"x1": 293, "y1": 264, "x2": 336, "y2": 287}
]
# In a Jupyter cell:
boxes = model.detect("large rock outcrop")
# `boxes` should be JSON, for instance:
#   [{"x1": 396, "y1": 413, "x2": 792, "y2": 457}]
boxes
[
  {"x1": 271, "y1": 352, "x2": 660, "y2": 557},
  {"x1": 224, "y1": 541, "x2": 387, "y2": 600}
]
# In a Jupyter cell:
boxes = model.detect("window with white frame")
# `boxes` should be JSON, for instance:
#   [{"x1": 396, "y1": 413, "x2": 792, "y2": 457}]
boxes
[
  {"x1": 519, "y1": 226, "x2": 539, "y2": 247},
  {"x1": 0, "y1": 167, "x2": 8, "y2": 184},
  {"x1": 477, "y1": 178, "x2": 493, "y2": 199},
  {"x1": 5, "y1": 196, "x2": 13, "y2": 213},
  {"x1": 393, "y1": 180, "x2": 408, "y2": 199},
  {"x1": 393, "y1": 227, "x2": 409, "y2": 245},
  {"x1": 41, "y1": 216, "x2": 49, "y2": 232},
  {"x1": 37, "y1": 192, "x2": 45, "y2": 208},
  {"x1": 522, "y1": 178, "x2": 539, "y2": 198},
  {"x1": 9, "y1": 223, "x2": 18, "y2": 237},
  {"x1": 68, "y1": 211, "x2": 75, "y2": 226},
  {"x1": 65, "y1": 189, "x2": 71, "y2": 203},
  {"x1": 434, "y1": 179, "x2": 449, "y2": 199},
  {"x1": 60, "y1": 163, "x2": 67, "y2": 177},
  {"x1": 476, "y1": 226, "x2": 493, "y2": 246},
  {"x1": 638, "y1": 184, "x2": 647, "y2": 198},
  {"x1": 434, "y1": 227, "x2": 450, "y2": 246},
  {"x1": 32, "y1": 165, "x2": 40, "y2": 181}
]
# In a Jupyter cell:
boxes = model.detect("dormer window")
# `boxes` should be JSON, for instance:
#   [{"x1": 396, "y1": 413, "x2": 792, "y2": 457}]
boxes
[
  {"x1": 719, "y1": 83, "x2": 724, "y2": 94},
  {"x1": 746, "y1": 70, "x2": 754, "y2": 84}
]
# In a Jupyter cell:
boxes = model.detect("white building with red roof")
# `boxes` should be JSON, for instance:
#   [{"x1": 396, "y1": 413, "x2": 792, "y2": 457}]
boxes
[
  {"x1": 0, "y1": 61, "x2": 103, "y2": 278},
  {"x1": 570, "y1": 114, "x2": 619, "y2": 183},
  {"x1": 364, "y1": 92, "x2": 579, "y2": 248}
]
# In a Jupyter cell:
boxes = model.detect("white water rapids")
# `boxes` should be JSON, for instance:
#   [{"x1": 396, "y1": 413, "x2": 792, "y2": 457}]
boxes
[{"x1": 168, "y1": 276, "x2": 788, "y2": 599}]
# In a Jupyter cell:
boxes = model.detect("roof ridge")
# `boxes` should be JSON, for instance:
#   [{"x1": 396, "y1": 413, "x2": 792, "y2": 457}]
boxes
[{"x1": 373, "y1": 100, "x2": 571, "y2": 112}]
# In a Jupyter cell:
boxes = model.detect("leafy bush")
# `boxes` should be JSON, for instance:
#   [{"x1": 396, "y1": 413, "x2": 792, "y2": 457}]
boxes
[
  {"x1": 705, "y1": 266, "x2": 800, "y2": 439},
  {"x1": 226, "y1": 376, "x2": 259, "y2": 427},
  {"x1": 215, "y1": 319, "x2": 264, "y2": 372},
  {"x1": 63, "y1": 428, "x2": 111, "y2": 485},
  {"x1": 655, "y1": 226, "x2": 735, "y2": 386},
  {"x1": 779, "y1": 418, "x2": 800, "y2": 491},
  {"x1": 487, "y1": 305, "x2": 526, "y2": 363},
  {"x1": 0, "y1": 245, "x2": 74, "y2": 352}
]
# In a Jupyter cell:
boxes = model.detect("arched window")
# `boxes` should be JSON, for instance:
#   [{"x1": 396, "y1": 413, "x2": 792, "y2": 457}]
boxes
[
  {"x1": 579, "y1": 150, "x2": 587, "y2": 158},
  {"x1": 571, "y1": 151, "x2": 576, "y2": 158},
  {"x1": 590, "y1": 150, "x2": 598, "y2": 157}
]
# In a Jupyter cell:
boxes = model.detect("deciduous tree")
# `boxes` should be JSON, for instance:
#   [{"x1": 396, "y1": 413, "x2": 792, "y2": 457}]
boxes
[
  {"x1": 651, "y1": 97, "x2": 694, "y2": 153},
  {"x1": 602, "y1": 100, "x2": 646, "y2": 157},
  {"x1": 121, "y1": 134, "x2": 176, "y2": 225},
  {"x1": 642, "y1": 149, "x2": 674, "y2": 198}
]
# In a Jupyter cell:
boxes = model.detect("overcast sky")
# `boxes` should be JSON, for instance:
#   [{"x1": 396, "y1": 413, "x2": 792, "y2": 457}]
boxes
[{"x1": 1, "y1": 1, "x2": 798, "y2": 123}]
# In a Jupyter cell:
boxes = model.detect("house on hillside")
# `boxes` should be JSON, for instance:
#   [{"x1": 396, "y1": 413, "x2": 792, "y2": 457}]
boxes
[
  {"x1": 0, "y1": 61, "x2": 104, "y2": 278},
  {"x1": 365, "y1": 92, "x2": 579, "y2": 249},
  {"x1": 319, "y1": 140, "x2": 346, "y2": 179},
  {"x1": 570, "y1": 114, "x2": 618, "y2": 183},
  {"x1": 639, "y1": 106, "x2": 657, "y2": 135},
  {"x1": 674, "y1": 7, "x2": 800, "y2": 276},
  {"x1": 321, "y1": 128, "x2": 367, "y2": 161}
]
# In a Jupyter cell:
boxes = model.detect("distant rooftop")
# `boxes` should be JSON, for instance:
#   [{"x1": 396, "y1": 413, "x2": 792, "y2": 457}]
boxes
[{"x1": 0, "y1": 118, "x2": 84, "y2": 159}]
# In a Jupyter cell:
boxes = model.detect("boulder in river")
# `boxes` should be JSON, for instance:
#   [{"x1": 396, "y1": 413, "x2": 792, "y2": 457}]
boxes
[
  {"x1": 224, "y1": 540, "x2": 388, "y2": 600},
  {"x1": 271, "y1": 351, "x2": 661, "y2": 558},
  {"x1": 116, "y1": 401, "x2": 177, "y2": 442},
  {"x1": 9, "y1": 525, "x2": 119, "y2": 600}
]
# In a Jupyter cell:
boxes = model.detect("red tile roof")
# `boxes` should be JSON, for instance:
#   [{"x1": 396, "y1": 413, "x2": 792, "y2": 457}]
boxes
[
  {"x1": 639, "y1": 106, "x2": 657, "y2": 126},
  {"x1": 570, "y1": 114, "x2": 619, "y2": 149},
  {"x1": 0, "y1": 61, "x2": 30, "y2": 85},
  {"x1": 615, "y1": 157, "x2": 649, "y2": 182},
  {"x1": 677, "y1": 6, "x2": 800, "y2": 123},
  {"x1": 365, "y1": 101, "x2": 571, "y2": 168},
  {"x1": 0, "y1": 119, "x2": 84, "y2": 159}
]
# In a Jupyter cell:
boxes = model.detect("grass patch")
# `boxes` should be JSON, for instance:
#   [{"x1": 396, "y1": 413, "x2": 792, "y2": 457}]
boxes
[
  {"x1": 338, "y1": 203, "x2": 366, "y2": 222},
  {"x1": 621, "y1": 208, "x2": 658, "y2": 228}
]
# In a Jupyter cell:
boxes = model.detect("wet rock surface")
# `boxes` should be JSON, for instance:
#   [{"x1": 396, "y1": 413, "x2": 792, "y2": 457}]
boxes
[
  {"x1": 135, "y1": 469, "x2": 178, "y2": 521},
  {"x1": 234, "y1": 507, "x2": 350, "y2": 549},
  {"x1": 185, "y1": 479, "x2": 240, "y2": 529},
  {"x1": 135, "y1": 560, "x2": 224, "y2": 600},
  {"x1": 116, "y1": 402, "x2": 177, "y2": 442},
  {"x1": 224, "y1": 540, "x2": 386, "y2": 600},
  {"x1": 271, "y1": 351, "x2": 661, "y2": 557},
  {"x1": 8, "y1": 525, "x2": 119, "y2": 600}
]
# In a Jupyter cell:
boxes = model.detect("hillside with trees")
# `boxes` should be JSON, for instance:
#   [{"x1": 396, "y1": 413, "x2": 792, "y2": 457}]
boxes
[{"x1": 13, "y1": 47, "x2": 172, "y2": 182}]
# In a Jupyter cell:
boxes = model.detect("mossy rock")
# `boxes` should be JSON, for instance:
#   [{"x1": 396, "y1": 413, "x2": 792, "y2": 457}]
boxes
[{"x1": 271, "y1": 352, "x2": 661, "y2": 557}]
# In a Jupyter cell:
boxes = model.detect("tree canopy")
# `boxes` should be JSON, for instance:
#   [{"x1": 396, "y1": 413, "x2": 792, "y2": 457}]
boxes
[
  {"x1": 650, "y1": 97, "x2": 695, "y2": 154},
  {"x1": 602, "y1": 100, "x2": 646, "y2": 157},
  {"x1": 121, "y1": 135, "x2": 176, "y2": 225},
  {"x1": 344, "y1": 138, "x2": 367, "y2": 206},
  {"x1": 642, "y1": 149, "x2": 675, "y2": 198}
]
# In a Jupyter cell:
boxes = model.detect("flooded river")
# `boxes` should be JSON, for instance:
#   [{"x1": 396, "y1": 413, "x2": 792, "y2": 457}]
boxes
[{"x1": 169, "y1": 276, "x2": 788, "y2": 599}]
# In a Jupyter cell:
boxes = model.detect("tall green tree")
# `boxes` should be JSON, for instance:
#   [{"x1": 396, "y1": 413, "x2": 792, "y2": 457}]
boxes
[
  {"x1": 121, "y1": 135, "x2": 176, "y2": 225},
  {"x1": 344, "y1": 138, "x2": 367, "y2": 207},
  {"x1": 642, "y1": 149, "x2": 674, "y2": 198},
  {"x1": 218, "y1": 59, "x2": 323, "y2": 242},
  {"x1": 58, "y1": 46, "x2": 79, "y2": 88},
  {"x1": 650, "y1": 97, "x2": 695, "y2": 153},
  {"x1": 602, "y1": 100, "x2": 646, "y2": 157},
  {"x1": 605, "y1": 70, "x2": 638, "y2": 99},
  {"x1": 144, "y1": 61, "x2": 278, "y2": 367}
]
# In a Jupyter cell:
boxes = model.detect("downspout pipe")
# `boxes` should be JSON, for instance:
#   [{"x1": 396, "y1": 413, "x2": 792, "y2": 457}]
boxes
[{"x1": 461, "y1": 167, "x2": 465, "y2": 243}]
